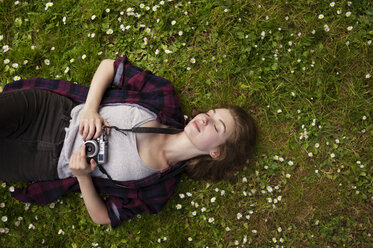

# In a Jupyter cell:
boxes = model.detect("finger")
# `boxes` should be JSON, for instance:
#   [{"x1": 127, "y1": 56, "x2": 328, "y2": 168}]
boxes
[
  {"x1": 78, "y1": 145, "x2": 88, "y2": 167},
  {"x1": 79, "y1": 121, "x2": 86, "y2": 138},
  {"x1": 93, "y1": 119, "x2": 102, "y2": 139},
  {"x1": 79, "y1": 122, "x2": 84, "y2": 136},
  {"x1": 90, "y1": 158, "x2": 98, "y2": 171},
  {"x1": 82, "y1": 124, "x2": 89, "y2": 141},
  {"x1": 103, "y1": 119, "x2": 110, "y2": 135},
  {"x1": 81, "y1": 144, "x2": 86, "y2": 155},
  {"x1": 87, "y1": 121, "x2": 96, "y2": 140}
]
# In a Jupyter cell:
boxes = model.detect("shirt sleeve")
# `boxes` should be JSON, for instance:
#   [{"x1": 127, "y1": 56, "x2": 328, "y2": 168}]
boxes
[
  {"x1": 112, "y1": 56, "x2": 128, "y2": 88},
  {"x1": 105, "y1": 195, "x2": 147, "y2": 228},
  {"x1": 112, "y1": 56, "x2": 150, "y2": 91}
]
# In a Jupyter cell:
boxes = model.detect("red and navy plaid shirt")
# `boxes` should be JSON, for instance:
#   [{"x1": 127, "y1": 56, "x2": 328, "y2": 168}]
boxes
[{"x1": 3, "y1": 56, "x2": 185, "y2": 228}]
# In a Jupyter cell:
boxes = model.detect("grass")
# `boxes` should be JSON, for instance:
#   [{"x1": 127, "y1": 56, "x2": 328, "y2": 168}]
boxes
[{"x1": 1, "y1": 0, "x2": 372, "y2": 247}]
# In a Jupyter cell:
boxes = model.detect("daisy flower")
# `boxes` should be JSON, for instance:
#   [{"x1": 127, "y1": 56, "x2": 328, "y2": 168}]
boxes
[
  {"x1": 2, "y1": 45, "x2": 10, "y2": 52},
  {"x1": 237, "y1": 213, "x2": 242, "y2": 219},
  {"x1": 267, "y1": 186, "x2": 273, "y2": 193},
  {"x1": 347, "y1": 26, "x2": 353, "y2": 31},
  {"x1": 318, "y1": 14, "x2": 324, "y2": 19},
  {"x1": 45, "y1": 2, "x2": 53, "y2": 10}
]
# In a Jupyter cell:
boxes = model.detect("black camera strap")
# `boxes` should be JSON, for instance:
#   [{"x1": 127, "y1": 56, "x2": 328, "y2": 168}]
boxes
[
  {"x1": 96, "y1": 125, "x2": 185, "y2": 189},
  {"x1": 105, "y1": 126, "x2": 183, "y2": 135}
]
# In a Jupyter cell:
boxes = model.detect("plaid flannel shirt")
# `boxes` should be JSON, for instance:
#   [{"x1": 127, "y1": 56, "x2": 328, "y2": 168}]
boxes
[{"x1": 3, "y1": 56, "x2": 185, "y2": 228}]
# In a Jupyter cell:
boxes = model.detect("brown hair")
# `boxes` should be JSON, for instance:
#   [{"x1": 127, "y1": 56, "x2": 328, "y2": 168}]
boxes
[{"x1": 184, "y1": 105, "x2": 258, "y2": 182}]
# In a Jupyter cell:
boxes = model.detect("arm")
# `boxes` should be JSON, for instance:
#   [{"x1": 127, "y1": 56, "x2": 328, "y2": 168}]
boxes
[
  {"x1": 80, "y1": 59, "x2": 115, "y2": 141},
  {"x1": 69, "y1": 145, "x2": 111, "y2": 225}
]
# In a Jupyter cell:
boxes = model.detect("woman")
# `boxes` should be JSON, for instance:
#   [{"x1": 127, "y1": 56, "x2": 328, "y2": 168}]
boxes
[{"x1": 0, "y1": 56, "x2": 257, "y2": 228}]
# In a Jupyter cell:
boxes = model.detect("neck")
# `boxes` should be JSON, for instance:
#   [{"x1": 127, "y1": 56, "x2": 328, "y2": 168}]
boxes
[{"x1": 162, "y1": 131, "x2": 207, "y2": 166}]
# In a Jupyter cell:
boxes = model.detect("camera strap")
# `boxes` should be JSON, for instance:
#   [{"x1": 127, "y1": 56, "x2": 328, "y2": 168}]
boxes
[
  {"x1": 105, "y1": 126, "x2": 183, "y2": 135},
  {"x1": 97, "y1": 125, "x2": 185, "y2": 189}
]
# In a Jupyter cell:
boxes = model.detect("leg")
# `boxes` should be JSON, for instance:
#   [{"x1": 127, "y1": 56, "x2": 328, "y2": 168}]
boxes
[{"x1": 0, "y1": 89, "x2": 77, "y2": 181}]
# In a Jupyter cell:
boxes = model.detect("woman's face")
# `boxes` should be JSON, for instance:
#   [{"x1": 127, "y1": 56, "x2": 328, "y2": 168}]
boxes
[{"x1": 184, "y1": 108, "x2": 235, "y2": 158}]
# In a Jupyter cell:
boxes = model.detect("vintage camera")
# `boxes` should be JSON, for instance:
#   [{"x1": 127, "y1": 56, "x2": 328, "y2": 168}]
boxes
[{"x1": 84, "y1": 127, "x2": 108, "y2": 165}]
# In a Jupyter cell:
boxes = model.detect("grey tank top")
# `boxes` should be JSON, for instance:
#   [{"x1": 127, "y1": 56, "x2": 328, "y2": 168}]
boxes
[{"x1": 57, "y1": 103, "x2": 159, "y2": 181}]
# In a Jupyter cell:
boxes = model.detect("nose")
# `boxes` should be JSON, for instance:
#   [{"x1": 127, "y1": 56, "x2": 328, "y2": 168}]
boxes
[{"x1": 201, "y1": 114, "x2": 210, "y2": 126}]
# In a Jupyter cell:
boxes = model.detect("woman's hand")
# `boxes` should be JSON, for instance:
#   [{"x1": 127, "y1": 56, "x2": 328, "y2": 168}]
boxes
[
  {"x1": 69, "y1": 145, "x2": 97, "y2": 177},
  {"x1": 79, "y1": 108, "x2": 110, "y2": 141}
]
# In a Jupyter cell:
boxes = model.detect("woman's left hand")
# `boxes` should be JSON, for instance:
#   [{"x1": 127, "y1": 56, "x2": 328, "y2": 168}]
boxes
[{"x1": 69, "y1": 145, "x2": 98, "y2": 177}]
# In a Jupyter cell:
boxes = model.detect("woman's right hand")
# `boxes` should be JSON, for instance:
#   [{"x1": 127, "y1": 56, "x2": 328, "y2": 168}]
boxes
[{"x1": 79, "y1": 107, "x2": 110, "y2": 141}]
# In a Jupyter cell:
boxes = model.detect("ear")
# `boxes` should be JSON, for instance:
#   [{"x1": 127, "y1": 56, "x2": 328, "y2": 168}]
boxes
[{"x1": 209, "y1": 150, "x2": 220, "y2": 159}]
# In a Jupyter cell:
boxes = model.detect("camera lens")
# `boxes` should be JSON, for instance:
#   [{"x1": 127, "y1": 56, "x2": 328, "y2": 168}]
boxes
[{"x1": 85, "y1": 140, "x2": 98, "y2": 157}]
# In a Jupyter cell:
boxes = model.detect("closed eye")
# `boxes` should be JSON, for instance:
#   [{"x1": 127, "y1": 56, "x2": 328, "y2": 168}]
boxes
[{"x1": 205, "y1": 113, "x2": 219, "y2": 133}]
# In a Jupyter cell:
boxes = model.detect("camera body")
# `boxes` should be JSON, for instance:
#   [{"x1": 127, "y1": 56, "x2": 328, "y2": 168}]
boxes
[{"x1": 84, "y1": 128, "x2": 108, "y2": 165}]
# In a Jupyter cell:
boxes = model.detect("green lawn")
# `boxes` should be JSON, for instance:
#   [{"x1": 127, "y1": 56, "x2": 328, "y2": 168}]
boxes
[{"x1": 1, "y1": 0, "x2": 372, "y2": 247}]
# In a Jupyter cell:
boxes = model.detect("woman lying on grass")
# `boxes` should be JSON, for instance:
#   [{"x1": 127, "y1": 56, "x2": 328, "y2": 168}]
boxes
[{"x1": 0, "y1": 56, "x2": 257, "y2": 228}]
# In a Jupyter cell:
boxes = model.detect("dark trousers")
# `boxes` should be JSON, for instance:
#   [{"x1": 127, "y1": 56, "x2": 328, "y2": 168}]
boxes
[{"x1": 0, "y1": 89, "x2": 77, "y2": 182}]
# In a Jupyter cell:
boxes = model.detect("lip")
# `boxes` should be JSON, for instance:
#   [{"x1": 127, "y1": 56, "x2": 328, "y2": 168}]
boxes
[{"x1": 193, "y1": 121, "x2": 200, "y2": 132}]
